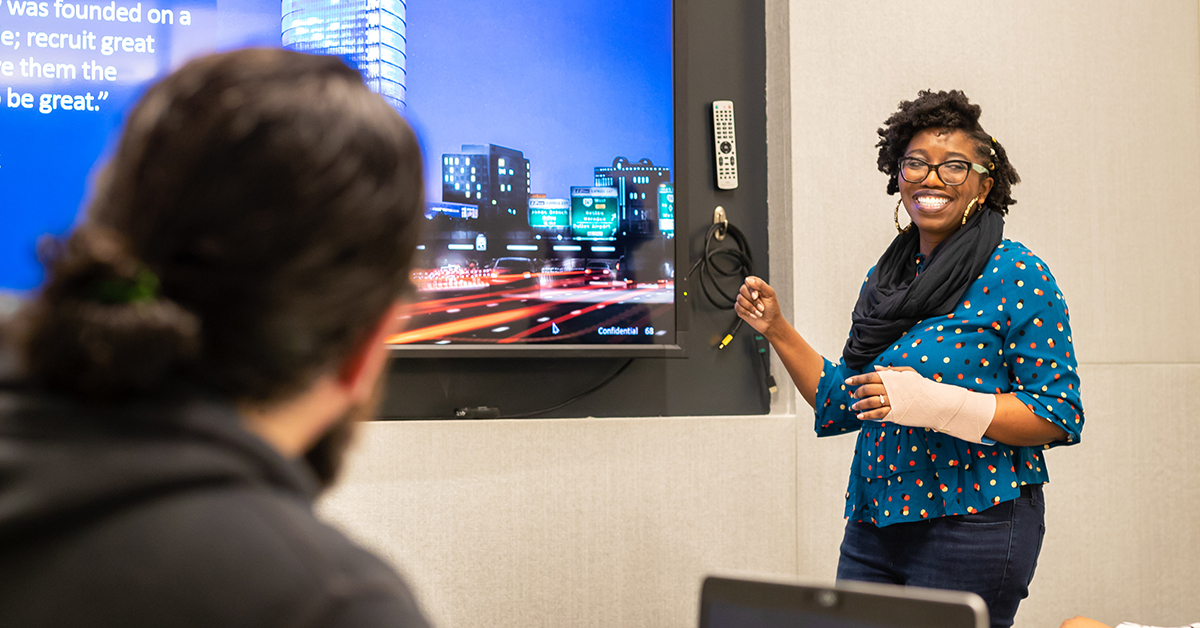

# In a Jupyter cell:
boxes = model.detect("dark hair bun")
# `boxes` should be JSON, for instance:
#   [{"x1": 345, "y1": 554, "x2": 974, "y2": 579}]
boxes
[{"x1": 16, "y1": 227, "x2": 199, "y2": 400}]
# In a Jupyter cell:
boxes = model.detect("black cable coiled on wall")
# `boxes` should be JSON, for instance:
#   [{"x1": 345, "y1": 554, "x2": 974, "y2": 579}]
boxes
[
  {"x1": 689, "y1": 220, "x2": 753, "y2": 345},
  {"x1": 687, "y1": 218, "x2": 775, "y2": 394}
]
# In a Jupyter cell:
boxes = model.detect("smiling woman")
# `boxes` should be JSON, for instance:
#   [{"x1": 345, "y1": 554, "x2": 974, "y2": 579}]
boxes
[{"x1": 733, "y1": 90, "x2": 1084, "y2": 628}]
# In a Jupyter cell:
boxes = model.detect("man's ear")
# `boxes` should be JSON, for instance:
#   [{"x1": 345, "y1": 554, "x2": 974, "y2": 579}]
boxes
[{"x1": 336, "y1": 300, "x2": 407, "y2": 403}]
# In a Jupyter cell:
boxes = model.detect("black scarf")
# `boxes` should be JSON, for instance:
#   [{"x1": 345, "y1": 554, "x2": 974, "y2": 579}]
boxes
[{"x1": 842, "y1": 208, "x2": 1005, "y2": 371}]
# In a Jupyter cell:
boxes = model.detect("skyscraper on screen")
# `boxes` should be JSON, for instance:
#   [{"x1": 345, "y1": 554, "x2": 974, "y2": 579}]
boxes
[{"x1": 282, "y1": 0, "x2": 407, "y2": 111}]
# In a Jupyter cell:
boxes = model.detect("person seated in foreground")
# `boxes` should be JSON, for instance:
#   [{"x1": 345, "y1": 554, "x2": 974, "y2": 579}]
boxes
[{"x1": 0, "y1": 48, "x2": 430, "y2": 627}]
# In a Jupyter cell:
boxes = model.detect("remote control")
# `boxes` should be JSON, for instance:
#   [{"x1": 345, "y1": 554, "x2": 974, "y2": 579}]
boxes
[{"x1": 712, "y1": 100, "x2": 738, "y2": 190}]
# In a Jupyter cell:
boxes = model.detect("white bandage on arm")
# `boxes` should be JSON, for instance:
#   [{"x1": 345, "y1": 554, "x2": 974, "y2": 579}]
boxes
[{"x1": 877, "y1": 369, "x2": 997, "y2": 444}]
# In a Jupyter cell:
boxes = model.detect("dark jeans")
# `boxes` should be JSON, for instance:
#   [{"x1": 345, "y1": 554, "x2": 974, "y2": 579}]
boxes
[{"x1": 836, "y1": 484, "x2": 1045, "y2": 628}]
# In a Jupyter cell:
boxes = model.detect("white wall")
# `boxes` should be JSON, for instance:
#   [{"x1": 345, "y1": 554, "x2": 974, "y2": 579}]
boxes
[{"x1": 321, "y1": 1, "x2": 1200, "y2": 626}]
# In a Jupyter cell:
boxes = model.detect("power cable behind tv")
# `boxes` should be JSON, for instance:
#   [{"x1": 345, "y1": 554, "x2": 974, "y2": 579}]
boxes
[{"x1": 453, "y1": 359, "x2": 635, "y2": 419}]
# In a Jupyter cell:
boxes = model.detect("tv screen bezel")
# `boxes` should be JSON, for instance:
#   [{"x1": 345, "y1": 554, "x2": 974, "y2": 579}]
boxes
[{"x1": 389, "y1": 0, "x2": 689, "y2": 359}]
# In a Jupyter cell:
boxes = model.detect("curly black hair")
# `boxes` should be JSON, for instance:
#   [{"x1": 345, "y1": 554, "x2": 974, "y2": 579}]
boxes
[{"x1": 876, "y1": 90, "x2": 1020, "y2": 215}]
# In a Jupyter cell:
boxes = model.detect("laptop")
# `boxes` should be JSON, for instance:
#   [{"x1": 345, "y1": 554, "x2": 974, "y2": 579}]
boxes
[{"x1": 700, "y1": 575, "x2": 989, "y2": 628}]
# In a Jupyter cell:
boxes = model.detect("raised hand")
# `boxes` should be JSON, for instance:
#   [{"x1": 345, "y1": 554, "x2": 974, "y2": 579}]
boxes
[{"x1": 735, "y1": 276, "x2": 782, "y2": 337}]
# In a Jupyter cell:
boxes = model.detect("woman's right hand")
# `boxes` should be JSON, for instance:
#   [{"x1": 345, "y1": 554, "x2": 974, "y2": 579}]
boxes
[
  {"x1": 736, "y1": 275, "x2": 823, "y2": 408},
  {"x1": 735, "y1": 276, "x2": 784, "y2": 337}
]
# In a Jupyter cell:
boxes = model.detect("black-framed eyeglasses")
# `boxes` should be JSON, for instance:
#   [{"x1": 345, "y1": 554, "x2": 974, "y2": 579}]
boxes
[{"x1": 898, "y1": 157, "x2": 990, "y2": 186}]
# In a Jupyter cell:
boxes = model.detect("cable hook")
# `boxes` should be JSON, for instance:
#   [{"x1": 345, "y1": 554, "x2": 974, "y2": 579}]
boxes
[{"x1": 713, "y1": 206, "x2": 728, "y2": 241}]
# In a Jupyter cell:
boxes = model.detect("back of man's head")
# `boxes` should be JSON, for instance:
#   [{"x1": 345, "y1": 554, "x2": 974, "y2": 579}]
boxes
[{"x1": 14, "y1": 48, "x2": 423, "y2": 405}]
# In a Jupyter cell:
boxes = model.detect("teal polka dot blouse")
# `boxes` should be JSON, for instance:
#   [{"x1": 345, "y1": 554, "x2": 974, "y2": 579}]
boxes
[{"x1": 814, "y1": 240, "x2": 1084, "y2": 527}]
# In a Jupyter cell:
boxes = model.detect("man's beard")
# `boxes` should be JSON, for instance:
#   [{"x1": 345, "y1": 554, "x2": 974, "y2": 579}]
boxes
[{"x1": 303, "y1": 379, "x2": 383, "y2": 491}]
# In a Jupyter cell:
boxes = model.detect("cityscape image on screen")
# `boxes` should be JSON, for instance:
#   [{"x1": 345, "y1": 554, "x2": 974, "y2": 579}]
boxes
[
  {"x1": 0, "y1": 0, "x2": 673, "y2": 348},
  {"x1": 281, "y1": 0, "x2": 675, "y2": 347}
]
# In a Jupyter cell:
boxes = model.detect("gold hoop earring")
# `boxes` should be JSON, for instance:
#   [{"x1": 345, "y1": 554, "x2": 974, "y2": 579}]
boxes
[
  {"x1": 961, "y1": 198, "x2": 979, "y2": 226},
  {"x1": 894, "y1": 199, "x2": 910, "y2": 233}
]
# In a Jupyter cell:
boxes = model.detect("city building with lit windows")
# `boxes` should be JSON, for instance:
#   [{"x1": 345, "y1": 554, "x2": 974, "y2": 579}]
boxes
[
  {"x1": 281, "y1": 0, "x2": 407, "y2": 111},
  {"x1": 442, "y1": 144, "x2": 530, "y2": 218},
  {"x1": 440, "y1": 144, "x2": 533, "y2": 247},
  {"x1": 593, "y1": 157, "x2": 671, "y2": 236}
]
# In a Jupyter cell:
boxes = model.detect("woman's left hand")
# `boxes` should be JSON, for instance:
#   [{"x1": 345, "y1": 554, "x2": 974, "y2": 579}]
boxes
[
  {"x1": 845, "y1": 366, "x2": 916, "y2": 420},
  {"x1": 847, "y1": 366, "x2": 997, "y2": 443}
]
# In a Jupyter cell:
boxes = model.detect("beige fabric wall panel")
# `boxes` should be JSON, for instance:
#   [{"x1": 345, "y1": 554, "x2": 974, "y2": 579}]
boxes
[
  {"x1": 793, "y1": 428, "x2": 859, "y2": 582},
  {"x1": 788, "y1": 0, "x2": 1200, "y2": 365},
  {"x1": 767, "y1": 0, "x2": 797, "y2": 417},
  {"x1": 1017, "y1": 364, "x2": 1200, "y2": 626},
  {"x1": 319, "y1": 416, "x2": 798, "y2": 628}
]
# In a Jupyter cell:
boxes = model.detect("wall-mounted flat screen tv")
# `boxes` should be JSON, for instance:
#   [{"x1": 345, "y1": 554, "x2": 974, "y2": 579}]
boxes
[{"x1": 0, "y1": 0, "x2": 681, "y2": 357}]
